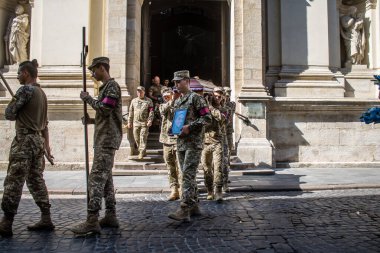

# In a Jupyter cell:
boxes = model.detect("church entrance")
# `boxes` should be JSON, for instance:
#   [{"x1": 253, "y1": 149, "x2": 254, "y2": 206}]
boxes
[{"x1": 141, "y1": 0, "x2": 230, "y2": 87}]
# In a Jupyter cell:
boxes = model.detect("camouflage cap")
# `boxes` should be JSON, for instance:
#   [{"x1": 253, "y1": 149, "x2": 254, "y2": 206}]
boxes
[
  {"x1": 213, "y1": 86, "x2": 225, "y2": 94},
  {"x1": 162, "y1": 87, "x2": 173, "y2": 96},
  {"x1": 137, "y1": 86, "x2": 145, "y2": 91},
  {"x1": 88, "y1": 56, "x2": 110, "y2": 71},
  {"x1": 172, "y1": 70, "x2": 190, "y2": 81}
]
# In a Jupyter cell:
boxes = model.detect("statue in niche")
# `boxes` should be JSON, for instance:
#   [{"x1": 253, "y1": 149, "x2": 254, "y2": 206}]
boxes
[
  {"x1": 9, "y1": 4, "x2": 30, "y2": 64},
  {"x1": 3, "y1": 13, "x2": 16, "y2": 65},
  {"x1": 340, "y1": 6, "x2": 366, "y2": 67}
]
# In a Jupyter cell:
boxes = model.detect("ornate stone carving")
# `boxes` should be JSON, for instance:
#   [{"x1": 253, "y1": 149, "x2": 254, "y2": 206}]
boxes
[
  {"x1": 339, "y1": 5, "x2": 366, "y2": 67},
  {"x1": 9, "y1": 4, "x2": 30, "y2": 64}
]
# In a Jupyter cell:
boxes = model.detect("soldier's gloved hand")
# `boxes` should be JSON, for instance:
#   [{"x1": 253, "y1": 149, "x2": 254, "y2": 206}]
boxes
[
  {"x1": 81, "y1": 112, "x2": 90, "y2": 125},
  {"x1": 179, "y1": 125, "x2": 190, "y2": 137},
  {"x1": 80, "y1": 91, "x2": 90, "y2": 101}
]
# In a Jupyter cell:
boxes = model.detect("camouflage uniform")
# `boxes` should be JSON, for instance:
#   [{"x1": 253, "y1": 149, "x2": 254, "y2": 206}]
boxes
[
  {"x1": 82, "y1": 78, "x2": 123, "y2": 213},
  {"x1": 159, "y1": 100, "x2": 180, "y2": 189},
  {"x1": 201, "y1": 105, "x2": 226, "y2": 191},
  {"x1": 174, "y1": 91, "x2": 211, "y2": 207},
  {"x1": 2, "y1": 84, "x2": 51, "y2": 215},
  {"x1": 128, "y1": 96, "x2": 154, "y2": 155},
  {"x1": 224, "y1": 100, "x2": 236, "y2": 185}
]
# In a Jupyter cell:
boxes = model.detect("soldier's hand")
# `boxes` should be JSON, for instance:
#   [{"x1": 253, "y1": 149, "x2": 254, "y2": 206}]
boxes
[
  {"x1": 127, "y1": 123, "x2": 132, "y2": 129},
  {"x1": 180, "y1": 125, "x2": 190, "y2": 136},
  {"x1": 81, "y1": 112, "x2": 90, "y2": 125},
  {"x1": 147, "y1": 121, "x2": 152, "y2": 127},
  {"x1": 80, "y1": 91, "x2": 90, "y2": 101}
]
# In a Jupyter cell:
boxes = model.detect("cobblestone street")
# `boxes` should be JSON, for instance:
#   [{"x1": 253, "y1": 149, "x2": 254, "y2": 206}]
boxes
[{"x1": 0, "y1": 189, "x2": 379, "y2": 253}]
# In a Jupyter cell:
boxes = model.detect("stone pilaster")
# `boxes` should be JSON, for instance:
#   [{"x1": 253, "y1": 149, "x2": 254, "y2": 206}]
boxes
[
  {"x1": 236, "y1": 0, "x2": 273, "y2": 167},
  {"x1": 274, "y1": 0, "x2": 344, "y2": 98}
]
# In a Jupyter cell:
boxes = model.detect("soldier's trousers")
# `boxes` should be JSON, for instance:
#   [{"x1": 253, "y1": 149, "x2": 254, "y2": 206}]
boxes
[
  {"x1": 222, "y1": 137, "x2": 229, "y2": 184},
  {"x1": 88, "y1": 147, "x2": 116, "y2": 213},
  {"x1": 133, "y1": 126, "x2": 148, "y2": 153},
  {"x1": 163, "y1": 144, "x2": 181, "y2": 188},
  {"x1": 1, "y1": 133, "x2": 51, "y2": 215},
  {"x1": 177, "y1": 149, "x2": 201, "y2": 207},
  {"x1": 201, "y1": 142, "x2": 223, "y2": 190}
]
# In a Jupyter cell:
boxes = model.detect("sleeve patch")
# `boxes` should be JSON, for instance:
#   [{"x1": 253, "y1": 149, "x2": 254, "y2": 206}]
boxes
[
  {"x1": 199, "y1": 107, "x2": 210, "y2": 116},
  {"x1": 102, "y1": 96, "x2": 117, "y2": 107}
]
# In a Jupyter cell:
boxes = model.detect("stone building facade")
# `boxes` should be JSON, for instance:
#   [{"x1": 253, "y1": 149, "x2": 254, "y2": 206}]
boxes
[{"x1": 0, "y1": 0, "x2": 379, "y2": 169}]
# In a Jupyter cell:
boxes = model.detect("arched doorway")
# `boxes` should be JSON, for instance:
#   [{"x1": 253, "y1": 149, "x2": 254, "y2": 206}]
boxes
[{"x1": 141, "y1": 0, "x2": 230, "y2": 87}]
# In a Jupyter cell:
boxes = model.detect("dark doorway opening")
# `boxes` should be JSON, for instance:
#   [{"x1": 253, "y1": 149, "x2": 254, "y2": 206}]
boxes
[{"x1": 141, "y1": 0, "x2": 230, "y2": 87}]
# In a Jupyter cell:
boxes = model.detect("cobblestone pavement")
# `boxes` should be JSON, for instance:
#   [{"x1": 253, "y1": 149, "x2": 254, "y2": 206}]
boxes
[{"x1": 0, "y1": 189, "x2": 380, "y2": 253}]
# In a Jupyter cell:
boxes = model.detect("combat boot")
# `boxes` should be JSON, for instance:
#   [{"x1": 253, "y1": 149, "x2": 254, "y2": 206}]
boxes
[
  {"x1": 138, "y1": 151, "x2": 144, "y2": 159},
  {"x1": 0, "y1": 213, "x2": 14, "y2": 237},
  {"x1": 70, "y1": 212, "x2": 101, "y2": 236},
  {"x1": 168, "y1": 186, "x2": 180, "y2": 201},
  {"x1": 99, "y1": 210, "x2": 119, "y2": 228},
  {"x1": 27, "y1": 213, "x2": 55, "y2": 231},
  {"x1": 223, "y1": 182, "x2": 230, "y2": 193},
  {"x1": 214, "y1": 187, "x2": 223, "y2": 203},
  {"x1": 206, "y1": 189, "x2": 214, "y2": 200},
  {"x1": 190, "y1": 204, "x2": 202, "y2": 217},
  {"x1": 168, "y1": 204, "x2": 190, "y2": 222}
]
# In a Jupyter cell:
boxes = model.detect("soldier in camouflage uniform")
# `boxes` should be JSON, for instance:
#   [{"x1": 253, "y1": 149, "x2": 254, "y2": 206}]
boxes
[
  {"x1": 223, "y1": 87, "x2": 236, "y2": 192},
  {"x1": 0, "y1": 61, "x2": 54, "y2": 237},
  {"x1": 168, "y1": 70, "x2": 211, "y2": 222},
  {"x1": 159, "y1": 88, "x2": 181, "y2": 201},
  {"x1": 127, "y1": 86, "x2": 154, "y2": 159},
  {"x1": 201, "y1": 87, "x2": 227, "y2": 202},
  {"x1": 71, "y1": 57, "x2": 123, "y2": 236}
]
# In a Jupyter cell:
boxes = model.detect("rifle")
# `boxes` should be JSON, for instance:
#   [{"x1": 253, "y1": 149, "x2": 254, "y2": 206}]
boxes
[
  {"x1": 235, "y1": 112, "x2": 250, "y2": 125},
  {"x1": 1, "y1": 71, "x2": 54, "y2": 165},
  {"x1": 0, "y1": 71, "x2": 14, "y2": 97},
  {"x1": 81, "y1": 27, "x2": 90, "y2": 207}
]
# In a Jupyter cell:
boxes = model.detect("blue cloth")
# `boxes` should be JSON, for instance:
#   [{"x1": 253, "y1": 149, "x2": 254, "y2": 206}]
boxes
[{"x1": 360, "y1": 107, "x2": 380, "y2": 124}]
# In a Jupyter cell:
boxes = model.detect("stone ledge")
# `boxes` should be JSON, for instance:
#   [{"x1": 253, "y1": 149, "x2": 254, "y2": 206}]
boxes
[{"x1": 276, "y1": 162, "x2": 380, "y2": 168}]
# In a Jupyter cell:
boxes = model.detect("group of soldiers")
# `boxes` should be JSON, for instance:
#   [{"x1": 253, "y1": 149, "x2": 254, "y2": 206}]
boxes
[
  {"x1": 0, "y1": 56, "x2": 235, "y2": 237},
  {"x1": 127, "y1": 70, "x2": 236, "y2": 222}
]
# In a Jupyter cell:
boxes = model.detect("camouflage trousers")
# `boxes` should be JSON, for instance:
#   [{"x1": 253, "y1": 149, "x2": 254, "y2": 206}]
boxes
[
  {"x1": 133, "y1": 126, "x2": 149, "y2": 153},
  {"x1": 163, "y1": 144, "x2": 181, "y2": 188},
  {"x1": 222, "y1": 136, "x2": 229, "y2": 184},
  {"x1": 2, "y1": 133, "x2": 51, "y2": 215},
  {"x1": 201, "y1": 142, "x2": 223, "y2": 190},
  {"x1": 177, "y1": 149, "x2": 201, "y2": 207},
  {"x1": 88, "y1": 147, "x2": 116, "y2": 213}
]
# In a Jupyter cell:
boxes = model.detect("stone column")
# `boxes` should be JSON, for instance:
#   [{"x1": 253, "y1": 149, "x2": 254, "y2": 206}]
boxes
[
  {"x1": 236, "y1": 0, "x2": 273, "y2": 167},
  {"x1": 274, "y1": 0, "x2": 344, "y2": 98}
]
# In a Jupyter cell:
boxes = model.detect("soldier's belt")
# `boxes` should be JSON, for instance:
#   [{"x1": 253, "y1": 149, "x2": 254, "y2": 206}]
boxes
[{"x1": 16, "y1": 128, "x2": 42, "y2": 136}]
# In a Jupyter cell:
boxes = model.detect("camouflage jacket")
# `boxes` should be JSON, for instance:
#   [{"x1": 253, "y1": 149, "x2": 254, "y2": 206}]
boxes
[
  {"x1": 174, "y1": 91, "x2": 211, "y2": 151},
  {"x1": 128, "y1": 96, "x2": 154, "y2": 126},
  {"x1": 5, "y1": 84, "x2": 48, "y2": 132},
  {"x1": 159, "y1": 100, "x2": 177, "y2": 145},
  {"x1": 225, "y1": 100, "x2": 236, "y2": 134},
  {"x1": 148, "y1": 84, "x2": 164, "y2": 103},
  {"x1": 83, "y1": 78, "x2": 123, "y2": 149},
  {"x1": 204, "y1": 105, "x2": 227, "y2": 144}
]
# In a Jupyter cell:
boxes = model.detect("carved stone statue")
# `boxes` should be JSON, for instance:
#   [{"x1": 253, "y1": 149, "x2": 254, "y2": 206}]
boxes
[
  {"x1": 9, "y1": 4, "x2": 30, "y2": 64},
  {"x1": 340, "y1": 6, "x2": 366, "y2": 67}
]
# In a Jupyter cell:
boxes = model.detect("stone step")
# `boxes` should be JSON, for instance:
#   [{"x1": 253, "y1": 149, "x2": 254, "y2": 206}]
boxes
[{"x1": 112, "y1": 168, "x2": 275, "y2": 176}]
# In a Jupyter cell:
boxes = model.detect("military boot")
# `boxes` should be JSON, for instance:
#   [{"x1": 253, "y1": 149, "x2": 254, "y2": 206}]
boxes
[
  {"x1": 138, "y1": 151, "x2": 144, "y2": 159},
  {"x1": 214, "y1": 187, "x2": 223, "y2": 203},
  {"x1": 206, "y1": 188, "x2": 214, "y2": 200},
  {"x1": 168, "y1": 186, "x2": 180, "y2": 201},
  {"x1": 222, "y1": 182, "x2": 230, "y2": 193},
  {"x1": 99, "y1": 210, "x2": 119, "y2": 228},
  {"x1": 190, "y1": 204, "x2": 202, "y2": 217},
  {"x1": 0, "y1": 213, "x2": 14, "y2": 237},
  {"x1": 27, "y1": 213, "x2": 55, "y2": 231},
  {"x1": 168, "y1": 204, "x2": 190, "y2": 222},
  {"x1": 70, "y1": 212, "x2": 101, "y2": 236}
]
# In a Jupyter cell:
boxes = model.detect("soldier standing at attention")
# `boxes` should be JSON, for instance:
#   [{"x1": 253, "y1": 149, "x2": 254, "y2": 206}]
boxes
[
  {"x1": 0, "y1": 61, "x2": 54, "y2": 237},
  {"x1": 159, "y1": 88, "x2": 181, "y2": 201},
  {"x1": 127, "y1": 86, "x2": 154, "y2": 159},
  {"x1": 201, "y1": 87, "x2": 227, "y2": 202},
  {"x1": 148, "y1": 76, "x2": 164, "y2": 104},
  {"x1": 223, "y1": 87, "x2": 236, "y2": 192},
  {"x1": 168, "y1": 70, "x2": 211, "y2": 222},
  {"x1": 71, "y1": 57, "x2": 123, "y2": 235}
]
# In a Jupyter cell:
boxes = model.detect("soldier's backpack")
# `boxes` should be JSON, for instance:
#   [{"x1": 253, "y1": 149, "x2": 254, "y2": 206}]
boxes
[{"x1": 360, "y1": 107, "x2": 380, "y2": 124}]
